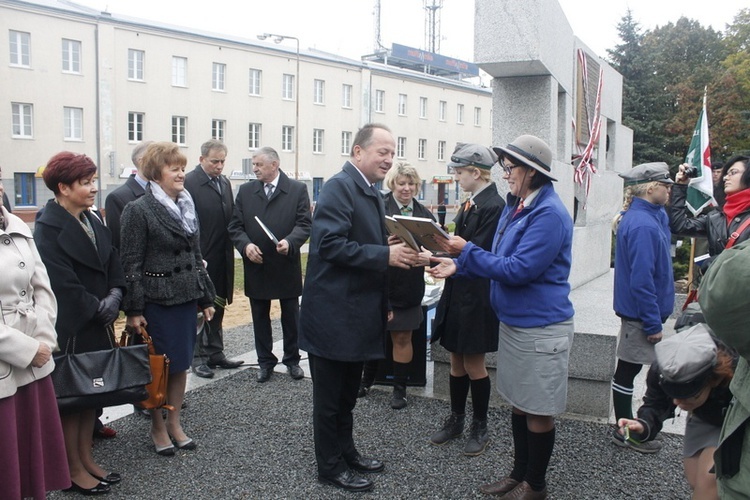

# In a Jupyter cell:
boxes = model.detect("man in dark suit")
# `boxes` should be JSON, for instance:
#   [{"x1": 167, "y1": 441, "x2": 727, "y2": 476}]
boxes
[
  {"x1": 104, "y1": 141, "x2": 151, "y2": 250},
  {"x1": 298, "y1": 124, "x2": 419, "y2": 492},
  {"x1": 185, "y1": 139, "x2": 243, "y2": 378},
  {"x1": 228, "y1": 146, "x2": 311, "y2": 383}
]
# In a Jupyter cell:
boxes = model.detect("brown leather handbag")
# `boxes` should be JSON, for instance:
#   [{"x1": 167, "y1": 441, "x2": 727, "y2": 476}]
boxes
[{"x1": 120, "y1": 328, "x2": 174, "y2": 411}]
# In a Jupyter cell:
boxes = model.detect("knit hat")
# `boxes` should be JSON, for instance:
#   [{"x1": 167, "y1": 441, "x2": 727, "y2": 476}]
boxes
[
  {"x1": 655, "y1": 324, "x2": 717, "y2": 400},
  {"x1": 447, "y1": 143, "x2": 497, "y2": 170}
]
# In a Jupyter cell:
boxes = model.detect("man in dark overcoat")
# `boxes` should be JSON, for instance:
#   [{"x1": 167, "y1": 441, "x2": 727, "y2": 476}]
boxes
[
  {"x1": 104, "y1": 141, "x2": 151, "y2": 250},
  {"x1": 298, "y1": 124, "x2": 419, "y2": 492},
  {"x1": 184, "y1": 139, "x2": 243, "y2": 378},
  {"x1": 228, "y1": 146, "x2": 311, "y2": 383}
]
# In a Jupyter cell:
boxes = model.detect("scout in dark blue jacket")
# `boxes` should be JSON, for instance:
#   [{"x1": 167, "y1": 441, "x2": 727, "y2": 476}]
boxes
[{"x1": 611, "y1": 162, "x2": 675, "y2": 443}]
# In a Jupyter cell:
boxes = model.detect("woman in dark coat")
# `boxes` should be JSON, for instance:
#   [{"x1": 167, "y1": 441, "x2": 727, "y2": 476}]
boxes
[
  {"x1": 121, "y1": 142, "x2": 215, "y2": 457},
  {"x1": 428, "y1": 144, "x2": 504, "y2": 457},
  {"x1": 358, "y1": 162, "x2": 434, "y2": 409},
  {"x1": 35, "y1": 152, "x2": 125, "y2": 495}
]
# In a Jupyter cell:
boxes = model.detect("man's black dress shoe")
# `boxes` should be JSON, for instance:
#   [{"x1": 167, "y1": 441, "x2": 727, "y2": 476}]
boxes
[
  {"x1": 207, "y1": 357, "x2": 244, "y2": 369},
  {"x1": 318, "y1": 469, "x2": 374, "y2": 492},
  {"x1": 257, "y1": 368, "x2": 272, "y2": 383},
  {"x1": 346, "y1": 455, "x2": 385, "y2": 473},
  {"x1": 63, "y1": 481, "x2": 111, "y2": 495},
  {"x1": 192, "y1": 364, "x2": 214, "y2": 378},
  {"x1": 287, "y1": 364, "x2": 304, "y2": 380}
]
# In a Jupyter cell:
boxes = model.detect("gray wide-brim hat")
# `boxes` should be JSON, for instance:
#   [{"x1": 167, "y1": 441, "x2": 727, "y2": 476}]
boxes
[
  {"x1": 447, "y1": 143, "x2": 498, "y2": 170},
  {"x1": 493, "y1": 135, "x2": 557, "y2": 182},
  {"x1": 655, "y1": 324, "x2": 717, "y2": 400},
  {"x1": 619, "y1": 162, "x2": 674, "y2": 186}
]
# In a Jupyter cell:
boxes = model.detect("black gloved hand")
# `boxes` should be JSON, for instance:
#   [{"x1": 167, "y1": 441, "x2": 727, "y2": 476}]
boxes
[{"x1": 95, "y1": 287, "x2": 123, "y2": 325}]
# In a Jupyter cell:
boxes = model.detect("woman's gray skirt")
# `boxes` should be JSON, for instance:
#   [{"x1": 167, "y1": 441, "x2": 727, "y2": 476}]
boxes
[
  {"x1": 683, "y1": 414, "x2": 720, "y2": 458},
  {"x1": 495, "y1": 318, "x2": 574, "y2": 416},
  {"x1": 616, "y1": 318, "x2": 658, "y2": 365}
]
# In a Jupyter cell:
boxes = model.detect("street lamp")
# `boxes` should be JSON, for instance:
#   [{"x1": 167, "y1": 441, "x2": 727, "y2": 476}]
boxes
[{"x1": 257, "y1": 32, "x2": 300, "y2": 181}]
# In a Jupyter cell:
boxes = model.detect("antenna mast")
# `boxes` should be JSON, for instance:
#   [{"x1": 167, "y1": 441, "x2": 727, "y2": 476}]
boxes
[{"x1": 424, "y1": 0, "x2": 443, "y2": 53}]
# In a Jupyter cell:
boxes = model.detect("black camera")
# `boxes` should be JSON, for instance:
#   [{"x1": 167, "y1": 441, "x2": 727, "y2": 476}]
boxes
[{"x1": 684, "y1": 166, "x2": 699, "y2": 178}]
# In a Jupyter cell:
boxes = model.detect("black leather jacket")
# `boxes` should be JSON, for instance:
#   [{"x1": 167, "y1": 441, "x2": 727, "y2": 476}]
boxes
[{"x1": 669, "y1": 184, "x2": 750, "y2": 256}]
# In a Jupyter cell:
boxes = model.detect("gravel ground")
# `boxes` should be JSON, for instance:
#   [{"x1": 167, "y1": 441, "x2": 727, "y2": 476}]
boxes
[{"x1": 49, "y1": 322, "x2": 692, "y2": 499}]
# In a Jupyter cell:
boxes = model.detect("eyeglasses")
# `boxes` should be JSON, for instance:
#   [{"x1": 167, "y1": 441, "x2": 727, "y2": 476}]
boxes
[
  {"x1": 209, "y1": 159, "x2": 226, "y2": 165},
  {"x1": 726, "y1": 169, "x2": 743, "y2": 177},
  {"x1": 657, "y1": 182, "x2": 672, "y2": 188},
  {"x1": 501, "y1": 163, "x2": 521, "y2": 175}
]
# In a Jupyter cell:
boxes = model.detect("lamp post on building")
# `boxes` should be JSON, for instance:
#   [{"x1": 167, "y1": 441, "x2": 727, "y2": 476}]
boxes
[{"x1": 257, "y1": 33, "x2": 300, "y2": 180}]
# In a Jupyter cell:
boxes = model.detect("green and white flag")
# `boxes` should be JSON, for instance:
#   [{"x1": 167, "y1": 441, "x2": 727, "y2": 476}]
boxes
[{"x1": 685, "y1": 94, "x2": 714, "y2": 215}]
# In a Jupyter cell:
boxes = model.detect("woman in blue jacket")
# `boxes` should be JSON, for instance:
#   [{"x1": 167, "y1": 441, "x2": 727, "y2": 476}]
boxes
[{"x1": 430, "y1": 135, "x2": 573, "y2": 499}]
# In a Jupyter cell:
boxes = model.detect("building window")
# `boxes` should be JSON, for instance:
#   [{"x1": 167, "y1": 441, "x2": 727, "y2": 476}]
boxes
[
  {"x1": 438, "y1": 140, "x2": 446, "y2": 161},
  {"x1": 313, "y1": 129, "x2": 324, "y2": 153},
  {"x1": 282, "y1": 126, "x2": 294, "y2": 152},
  {"x1": 418, "y1": 139, "x2": 426, "y2": 160},
  {"x1": 128, "y1": 49, "x2": 144, "y2": 80},
  {"x1": 213, "y1": 63, "x2": 226, "y2": 91},
  {"x1": 397, "y1": 137, "x2": 406, "y2": 158},
  {"x1": 457, "y1": 104, "x2": 464, "y2": 124},
  {"x1": 11, "y1": 103, "x2": 33, "y2": 138},
  {"x1": 128, "y1": 112, "x2": 144, "y2": 142},
  {"x1": 171, "y1": 116, "x2": 187, "y2": 145},
  {"x1": 474, "y1": 107, "x2": 481, "y2": 126},
  {"x1": 419, "y1": 97, "x2": 427, "y2": 119},
  {"x1": 282, "y1": 74, "x2": 294, "y2": 100},
  {"x1": 212, "y1": 119, "x2": 225, "y2": 141},
  {"x1": 62, "y1": 39, "x2": 81, "y2": 73},
  {"x1": 341, "y1": 131, "x2": 352, "y2": 155},
  {"x1": 248, "y1": 123, "x2": 261, "y2": 149},
  {"x1": 398, "y1": 94, "x2": 407, "y2": 115},
  {"x1": 439, "y1": 100, "x2": 447, "y2": 121},
  {"x1": 342, "y1": 84, "x2": 352, "y2": 108},
  {"x1": 313, "y1": 177, "x2": 324, "y2": 202},
  {"x1": 313, "y1": 79, "x2": 325, "y2": 105},
  {"x1": 9, "y1": 30, "x2": 31, "y2": 67},
  {"x1": 14, "y1": 173, "x2": 36, "y2": 207},
  {"x1": 63, "y1": 107, "x2": 83, "y2": 140},
  {"x1": 375, "y1": 90, "x2": 385, "y2": 113},
  {"x1": 248, "y1": 68, "x2": 261, "y2": 95},
  {"x1": 172, "y1": 56, "x2": 187, "y2": 87}
]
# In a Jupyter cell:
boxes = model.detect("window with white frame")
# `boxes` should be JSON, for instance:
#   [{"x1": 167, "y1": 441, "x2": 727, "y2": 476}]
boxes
[
  {"x1": 248, "y1": 68, "x2": 261, "y2": 95},
  {"x1": 172, "y1": 56, "x2": 187, "y2": 87},
  {"x1": 11, "y1": 102, "x2": 33, "y2": 138},
  {"x1": 62, "y1": 39, "x2": 81, "y2": 73},
  {"x1": 282, "y1": 126, "x2": 294, "y2": 152},
  {"x1": 313, "y1": 129, "x2": 324, "y2": 153},
  {"x1": 438, "y1": 140, "x2": 446, "y2": 161},
  {"x1": 398, "y1": 94, "x2": 407, "y2": 115},
  {"x1": 342, "y1": 84, "x2": 352, "y2": 108},
  {"x1": 172, "y1": 116, "x2": 187, "y2": 145},
  {"x1": 63, "y1": 107, "x2": 83, "y2": 140},
  {"x1": 9, "y1": 30, "x2": 30, "y2": 67},
  {"x1": 418, "y1": 139, "x2": 426, "y2": 160},
  {"x1": 419, "y1": 97, "x2": 427, "y2": 119},
  {"x1": 375, "y1": 90, "x2": 385, "y2": 113},
  {"x1": 248, "y1": 123, "x2": 261, "y2": 149},
  {"x1": 457, "y1": 104, "x2": 464, "y2": 124},
  {"x1": 282, "y1": 74, "x2": 294, "y2": 100},
  {"x1": 474, "y1": 107, "x2": 481, "y2": 126},
  {"x1": 341, "y1": 131, "x2": 352, "y2": 155},
  {"x1": 128, "y1": 112, "x2": 144, "y2": 142},
  {"x1": 439, "y1": 100, "x2": 447, "y2": 121},
  {"x1": 213, "y1": 63, "x2": 226, "y2": 91},
  {"x1": 212, "y1": 119, "x2": 225, "y2": 141},
  {"x1": 128, "y1": 49, "x2": 144, "y2": 81},
  {"x1": 397, "y1": 137, "x2": 406, "y2": 158},
  {"x1": 313, "y1": 80, "x2": 325, "y2": 105}
]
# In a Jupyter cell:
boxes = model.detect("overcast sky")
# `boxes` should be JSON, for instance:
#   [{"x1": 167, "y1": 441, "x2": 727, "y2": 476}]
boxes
[{"x1": 74, "y1": 0, "x2": 745, "y2": 61}]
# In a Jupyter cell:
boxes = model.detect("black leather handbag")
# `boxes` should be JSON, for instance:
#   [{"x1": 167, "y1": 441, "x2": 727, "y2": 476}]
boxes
[{"x1": 51, "y1": 327, "x2": 151, "y2": 412}]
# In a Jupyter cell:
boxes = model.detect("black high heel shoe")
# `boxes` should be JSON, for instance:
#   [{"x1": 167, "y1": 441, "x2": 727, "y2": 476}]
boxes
[
  {"x1": 92, "y1": 472, "x2": 122, "y2": 484},
  {"x1": 63, "y1": 481, "x2": 111, "y2": 495}
]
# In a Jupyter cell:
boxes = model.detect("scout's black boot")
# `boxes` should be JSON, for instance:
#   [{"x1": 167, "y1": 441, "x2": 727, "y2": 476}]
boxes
[
  {"x1": 430, "y1": 412, "x2": 465, "y2": 445},
  {"x1": 464, "y1": 418, "x2": 489, "y2": 456}
]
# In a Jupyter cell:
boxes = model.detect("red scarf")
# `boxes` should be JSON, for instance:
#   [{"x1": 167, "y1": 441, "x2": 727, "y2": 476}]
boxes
[{"x1": 723, "y1": 188, "x2": 750, "y2": 224}]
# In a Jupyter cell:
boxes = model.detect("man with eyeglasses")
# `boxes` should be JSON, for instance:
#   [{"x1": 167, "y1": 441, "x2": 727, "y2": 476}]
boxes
[{"x1": 185, "y1": 139, "x2": 244, "y2": 378}]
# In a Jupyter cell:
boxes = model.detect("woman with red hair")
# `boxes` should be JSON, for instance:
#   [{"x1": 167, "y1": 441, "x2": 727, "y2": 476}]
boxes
[{"x1": 35, "y1": 152, "x2": 125, "y2": 495}]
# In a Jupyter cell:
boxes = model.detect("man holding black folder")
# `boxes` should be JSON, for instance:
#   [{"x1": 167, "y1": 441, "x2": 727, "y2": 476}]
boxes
[{"x1": 228, "y1": 147, "x2": 311, "y2": 383}]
